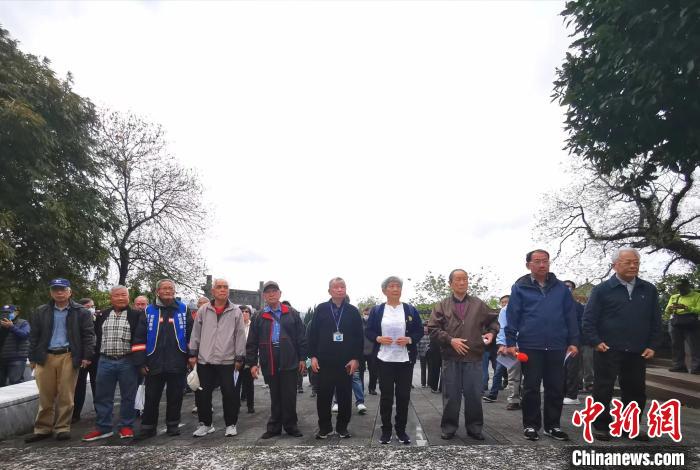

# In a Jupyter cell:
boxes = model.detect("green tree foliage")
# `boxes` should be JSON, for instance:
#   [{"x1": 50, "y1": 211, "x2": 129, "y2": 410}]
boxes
[
  {"x1": 546, "y1": 2, "x2": 700, "y2": 270},
  {"x1": 0, "y1": 27, "x2": 112, "y2": 311},
  {"x1": 554, "y1": 1, "x2": 700, "y2": 180},
  {"x1": 410, "y1": 269, "x2": 496, "y2": 313},
  {"x1": 355, "y1": 295, "x2": 381, "y2": 313}
]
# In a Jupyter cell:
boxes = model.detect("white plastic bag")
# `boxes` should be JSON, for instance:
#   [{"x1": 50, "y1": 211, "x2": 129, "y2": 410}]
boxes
[
  {"x1": 187, "y1": 364, "x2": 202, "y2": 391},
  {"x1": 134, "y1": 384, "x2": 145, "y2": 411}
]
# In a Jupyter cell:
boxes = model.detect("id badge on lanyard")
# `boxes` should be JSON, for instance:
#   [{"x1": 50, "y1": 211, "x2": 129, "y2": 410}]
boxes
[
  {"x1": 331, "y1": 303, "x2": 344, "y2": 342},
  {"x1": 333, "y1": 332, "x2": 344, "y2": 342}
]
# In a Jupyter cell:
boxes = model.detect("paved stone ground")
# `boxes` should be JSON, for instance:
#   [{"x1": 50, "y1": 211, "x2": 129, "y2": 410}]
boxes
[{"x1": 2, "y1": 368, "x2": 699, "y2": 469}]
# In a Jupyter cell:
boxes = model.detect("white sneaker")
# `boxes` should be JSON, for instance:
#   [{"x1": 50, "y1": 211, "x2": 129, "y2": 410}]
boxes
[
  {"x1": 332, "y1": 403, "x2": 338, "y2": 413},
  {"x1": 563, "y1": 397, "x2": 580, "y2": 405},
  {"x1": 191, "y1": 406, "x2": 198, "y2": 414},
  {"x1": 225, "y1": 425, "x2": 237, "y2": 437},
  {"x1": 192, "y1": 424, "x2": 215, "y2": 437},
  {"x1": 357, "y1": 403, "x2": 367, "y2": 415},
  {"x1": 262, "y1": 384, "x2": 269, "y2": 389}
]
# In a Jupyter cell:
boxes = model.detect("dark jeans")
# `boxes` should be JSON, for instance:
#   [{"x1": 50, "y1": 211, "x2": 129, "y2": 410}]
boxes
[
  {"x1": 0, "y1": 361, "x2": 25, "y2": 387},
  {"x1": 266, "y1": 368, "x2": 299, "y2": 433},
  {"x1": 297, "y1": 369, "x2": 304, "y2": 390},
  {"x1": 441, "y1": 360, "x2": 483, "y2": 435},
  {"x1": 141, "y1": 372, "x2": 186, "y2": 429},
  {"x1": 593, "y1": 350, "x2": 646, "y2": 432},
  {"x1": 487, "y1": 363, "x2": 507, "y2": 398},
  {"x1": 377, "y1": 359, "x2": 412, "y2": 433},
  {"x1": 419, "y1": 356, "x2": 428, "y2": 386},
  {"x1": 520, "y1": 348, "x2": 565, "y2": 431},
  {"x1": 317, "y1": 363, "x2": 352, "y2": 434},
  {"x1": 671, "y1": 324, "x2": 700, "y2": 371},
  {"x1": 73, "y1": 358, "x2": 98, "y2": 418},
  {"x1": 564, "y1": 352, "x2": 582, "y2": 399},
  {"x1": 197, "y1": 363, "x2": 240, "y2": 427},
  {"x1": 240, "y1": 366, "x2": 255, "y2": 409},
  {"x1": 94, "y1": 356, "x2": 139, "y2": 432},
  {"x1": 361, "y1": 354, "x2": 378, "y2": 392},
  {"x1": 426, "y1": 348, "x2": 442, "y2": 391}
]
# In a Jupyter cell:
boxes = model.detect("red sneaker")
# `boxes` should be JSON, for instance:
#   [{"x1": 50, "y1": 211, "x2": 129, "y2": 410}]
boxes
[
  {"x1": 119, "y1": 427, "x2": 134, "y2": 439},
  {"x1": 82, "y1": 430, "x2": 113, "y2": 442}
]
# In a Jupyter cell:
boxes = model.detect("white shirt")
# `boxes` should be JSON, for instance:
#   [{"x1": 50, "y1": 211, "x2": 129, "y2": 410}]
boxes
[{"x1": 377, "y1": 303, "x2": 409, "y2": 363}]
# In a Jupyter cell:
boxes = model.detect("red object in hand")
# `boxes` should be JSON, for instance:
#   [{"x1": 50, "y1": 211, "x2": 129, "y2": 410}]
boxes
[{"x1": 517, "y1": 352, "x2": 529, "y2": 363}]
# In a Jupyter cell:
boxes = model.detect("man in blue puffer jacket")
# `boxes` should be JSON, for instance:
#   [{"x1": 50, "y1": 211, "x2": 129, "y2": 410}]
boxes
[{"x1": 505, "y1": 249, "x2": 579, "y2": 442}]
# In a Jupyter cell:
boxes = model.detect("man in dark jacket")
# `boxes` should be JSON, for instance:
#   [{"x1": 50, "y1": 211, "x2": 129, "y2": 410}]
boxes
[
  {"x1": 308, "y1": 277, "x2": 363, "y2": 439},
  {"x1": 137, "y1": 279, "x2": 192, "y2": 439},
  {"x1": 582, "y1": 248, "x2": 661, "y2": 441},
  {"x1": 25, "y1": 278, "x2": 96, "y2": 442},
  {"x1": 0, "y1": 304, "x2": 30, "y2": 386},
  {"x1": 246, "y1": 281, "x2": 307, "y2": 439},
  {"x1": 82, "y1": 286, "x2": 146, "y2": 441},
  {"x1": 505, "y1": 250, "x2": 579, "y2": 442}
]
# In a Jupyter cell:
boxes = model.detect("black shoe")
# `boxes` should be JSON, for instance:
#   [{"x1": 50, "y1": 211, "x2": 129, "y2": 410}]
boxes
[
  {"x1": 336, "y1": 429, "x2": 351, "y2": 438},
  {"x1": 261, "y1": 431, "x2": 281, "y2": 439},
  {"x1": 297, "y1": 388, "x2": 304, "y2": 394},
  {"x1": 24, "y1": 433, "x2": 51, "y2": 443},
  {"x1": 523, "y1": 428, "x2": 539, "y2": 441},
  {"x1": 440, "y1": 432, "x2": 455, "y2": 440},
  {"x1": 379, "y1": 431, "x2": 392, "y2": 444},
  {"x1": 482, "y1": 395, "x2": 496, "y2": 403},
  {"x1": 310, "y1": 391, "x2": 317, "y2": 398},
  {"x1": 166, "y1": 427, "x2": 180, "y2": 436},
  {"x1": 135, "y1": 428, "x2": 157, "y2": 440},
  {"x1": 286, "y1": 428, "x2": 303, "y2": 437},
  {"x1": 506, "y1": 402, "x2": 521, "y2": 410},
  {"x1": 315, "y1": 429, "x2": 333, "y2": 439},
  {"x1": 593, "y1": 430, "x2": 611, "y2": 441},
  {"x1": 544, "y1": 428, "x2": 569, "y2": 441},
  {"x1": 467, "y1": 431, "x2": 485, "y2": 441},
  {"x1": 430, "y1": 389, "x2": 441, "y2": 394},
  {"x1": 396, "y1": 431, "x2": 411, "y2": 444},
  {"x1": 368, "y1": 390, "x2": 377, "y2": 395},
  {"x1": 55, "y1": 432, "x2": 71, "y2": 441},
  {"x1": 668, "y1": 367, "x2": 688, "y2": 373},
  {"x1": 247, "y1": 407, "x2": 255, "y2": 414}
]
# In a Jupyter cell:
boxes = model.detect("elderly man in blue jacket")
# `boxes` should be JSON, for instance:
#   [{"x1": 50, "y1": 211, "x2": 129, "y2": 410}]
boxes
[
  {"x1": 583, "y1": 247, "x2": 661, "y2": 442},
  {"x1": 504, "y1": 249, "x2": 579, "y2": 442}
]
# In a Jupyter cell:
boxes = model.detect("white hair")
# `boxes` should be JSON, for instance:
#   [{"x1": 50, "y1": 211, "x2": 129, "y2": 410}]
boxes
[
  {"x1": 110, "y1": 285, "x2": 129, "y2": 294},
  {"x1": 156, "y1": 279, "x2": 175, "y2": 290},
  {"x1": 212, "y1": 278, "x2": 229, "y2": 288},
  {"x1": 611, "y1": 247, "x2": 641, "y2": 263},
  {"x1": 328, "y1": 277, "x2": 346, "y2": 289},
  {"x1": 381, "y1": 276, "x2": 403, "y2": 290}
]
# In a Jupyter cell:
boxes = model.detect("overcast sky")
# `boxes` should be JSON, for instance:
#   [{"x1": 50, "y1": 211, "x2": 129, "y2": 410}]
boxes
[{"x1": 1, "y1": 1, "x2": 611, "y2": 310}]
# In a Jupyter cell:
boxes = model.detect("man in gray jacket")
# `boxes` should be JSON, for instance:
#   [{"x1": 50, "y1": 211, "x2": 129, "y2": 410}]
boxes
[{"x1": 188, "y1": 278, "x2": 246, "y2": 438}]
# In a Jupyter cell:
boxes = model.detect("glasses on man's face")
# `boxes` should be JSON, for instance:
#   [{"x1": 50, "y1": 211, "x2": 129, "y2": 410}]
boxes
[{"x1": 529, "y1": 260, "x2": 550, "y2": 266}]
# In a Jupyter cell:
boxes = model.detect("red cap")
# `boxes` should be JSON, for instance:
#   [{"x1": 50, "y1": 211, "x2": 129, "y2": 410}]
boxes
[{"x1": 517, "y1": 352, "x2": 529, "y2": 363}]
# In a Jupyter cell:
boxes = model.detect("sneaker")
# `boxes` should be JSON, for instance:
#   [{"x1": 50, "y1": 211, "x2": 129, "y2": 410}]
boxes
[
  {"x1": 225, "y1": 425, "x2": 237, "y2": 437},
  {"x1": 192, "y1": 424, "x2": 215, "y2": 437},
  {"x1": 482, "y1": 395, "x2": 496, "y2": 403},
  {"x1": 262, "y1": 384, "x2": 269, "y2": 388},
  {"x1": 368, "y1": 389, "x2": 377, "y2": 395},
  {"x1": 357, "y1": 403, "x2": 367, "y2": 415},
  {"x1": 135, "y1": 428, "x2": 156, "y2": 440},
  {"x1": 563, "y1": 397, "x2": 580, "y2": 405},
  {"x1": 523, "y1": 427, "x2": 539, "y2": 441},
  {"x1": 331, "y1": 403, "x2": 338, "y2": 413},
  {"x1": 379, "y1": 431, "x2": 392, "y2": 444},
  {"x1": 315, "y1": 429, "x2": 333, "y2": 439},
  {"x1": 82, "y1": 430, "x2": 113, "y2": 442},
  {"x1": 191, "y1": 406, "x2": 198, "y2": 414},
  {"x1": 506, "y1": 402, "x2": 521, "y2": 410},
  {"x1": 118, "y1": 427, "x2": 134, "y2": 439},
  {"x1": 336, "y1": 429, "x2": 351, "y2": 438},
  {"x1": 544, "y1": 428, "x2": 569, "y2": 441},
  {"x1": 396, "y1": 431, "x2": 411, "y2": 444}
]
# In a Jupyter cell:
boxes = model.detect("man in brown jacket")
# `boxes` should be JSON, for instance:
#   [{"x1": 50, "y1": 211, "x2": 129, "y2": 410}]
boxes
[{"x1": 428, "y1": 269, "x2": 499, "y2": 441}]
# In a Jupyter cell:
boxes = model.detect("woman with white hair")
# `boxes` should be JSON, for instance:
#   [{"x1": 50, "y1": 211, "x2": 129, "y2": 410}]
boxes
[{"x1": 365, "y1": 276, "x2": 424, "y2": 445}]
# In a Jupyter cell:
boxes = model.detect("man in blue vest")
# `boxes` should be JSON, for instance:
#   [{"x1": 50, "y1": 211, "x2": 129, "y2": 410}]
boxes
[{"x1": 136, "y1": 279, "x2": 192, "y2": 439}]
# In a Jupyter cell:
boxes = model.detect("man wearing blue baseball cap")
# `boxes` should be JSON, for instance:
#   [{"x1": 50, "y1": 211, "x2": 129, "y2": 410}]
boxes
[
  {"x1": 0, "y1": 304, "x2": 30, "y2": 386},
  {"x1": 25, "y1": 278, "x2": 96, "y2": 443}
]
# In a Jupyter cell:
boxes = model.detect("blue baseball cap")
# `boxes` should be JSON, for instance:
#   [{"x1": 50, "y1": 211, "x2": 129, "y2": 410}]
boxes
[
  {"x1": 49, "y1": 278, "x2": 71, "y2": 288},
  {"x1": 1, "y1": 304, "x2": 16, "y2": 313}
]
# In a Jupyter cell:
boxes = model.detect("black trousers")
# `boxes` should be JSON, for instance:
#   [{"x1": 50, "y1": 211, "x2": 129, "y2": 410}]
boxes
[
  {"x1": 671, "y1": 323, "x2": 700, "y2": 371},
  {"x1": 309, "y1": 369, "x2": 319, "y2": 393},
  {"x1": 564, "y1": 352, "x2": 582, "y2": 399},
  {"x1": 73, "y1": 359, "x2": 98, "y2": 419},
  {"x1": 419, "y1": 356, "x2": 428, "y2": 386},
  {"x1": 317, "y1": 363, "x2": 352, "y2": 434},
  {"x1": 426, "y1": 348, "x2": 442, "y2": 391},
  {"x1": 520, "y1": 348, "x2": 565, "y2": 431},
  {"x1": 240, "y1": 366, "x2": 255, "y2": 410},
  {"x1": 592, "y1": 350, "x2": 646, "y2": 431},
  {"x1": 377, "y1": 359, "x2": 413, "y2": 433},
  {"x1": 363, "y1": 354, "x2": 378, "y2": 392},
  {"x1": 197, "y1": 363, "x2": 240, "y2": 427},
  {"x1": 141, "y1": 372, "x2": 186, "y2": 429},
  {"x1": 266, "y1": 368, "x2": 299, "y2": 433}
]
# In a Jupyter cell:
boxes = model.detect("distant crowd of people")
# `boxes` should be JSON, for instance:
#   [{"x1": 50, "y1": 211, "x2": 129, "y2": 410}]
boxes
[{"x1": 1, "y1": 246, "x2": 697, "y2": 445}]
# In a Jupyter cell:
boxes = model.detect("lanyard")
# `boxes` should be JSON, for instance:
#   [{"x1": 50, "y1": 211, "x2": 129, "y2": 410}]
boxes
[{"x1": 330, "y1": 302, "x2": 345, "y2": 332}]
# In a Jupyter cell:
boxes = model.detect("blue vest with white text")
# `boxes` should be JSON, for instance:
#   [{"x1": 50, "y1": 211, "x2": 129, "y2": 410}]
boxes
[{"x1": 145, "y1": 301, "x2": 188, "y2": 355}]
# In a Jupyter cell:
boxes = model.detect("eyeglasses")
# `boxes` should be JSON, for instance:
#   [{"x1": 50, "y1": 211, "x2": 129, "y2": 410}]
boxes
[{"x1": 529, "y1": 260, "x2": 550, "y2": 266}]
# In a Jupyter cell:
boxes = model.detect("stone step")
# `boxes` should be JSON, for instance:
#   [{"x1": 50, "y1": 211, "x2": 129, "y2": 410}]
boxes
[
  {"x1": 646, "y1": 378, "x2": 700, "y2": 409},
  {"x1": 646, "y1": 365, "x2": 700, "y2": 389}
]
